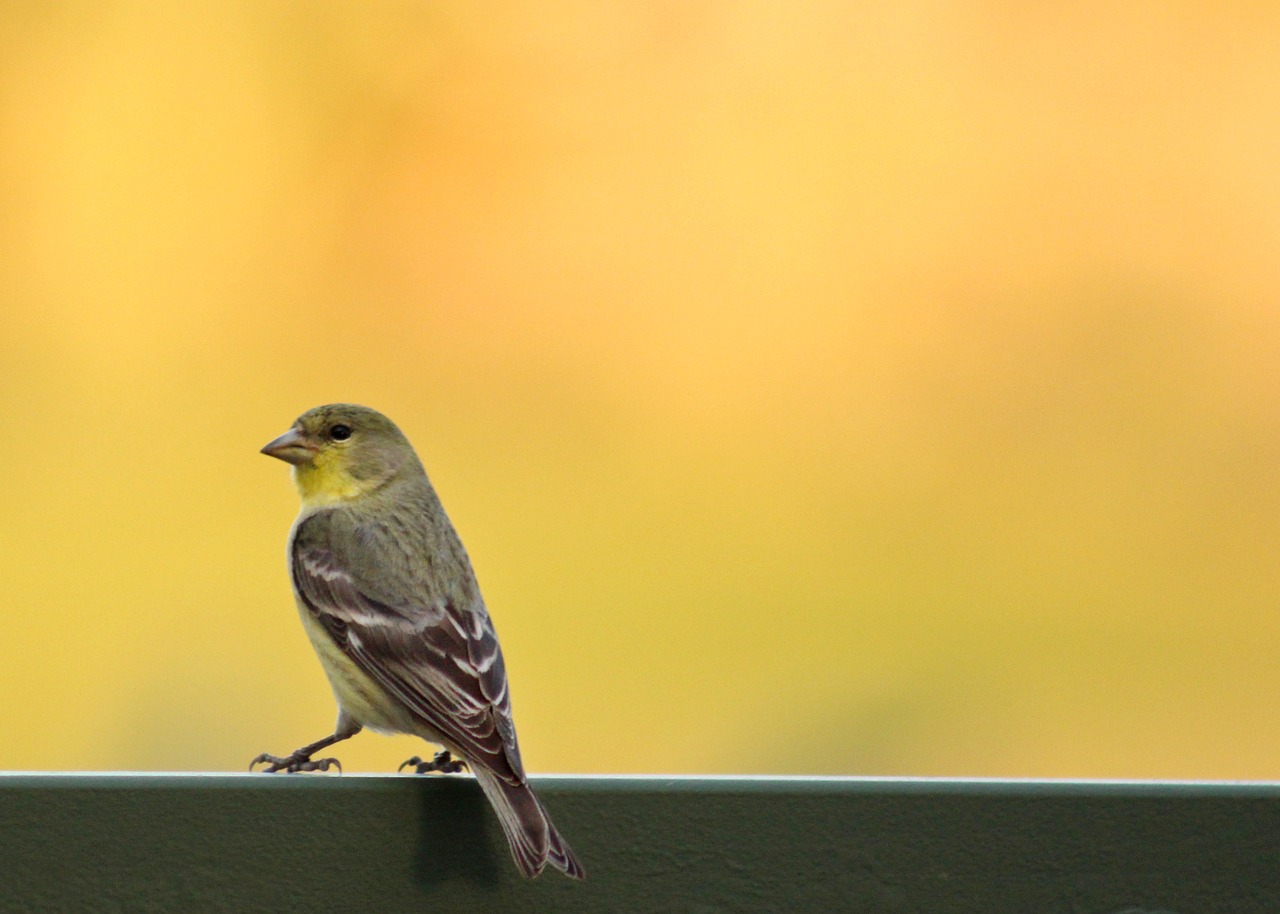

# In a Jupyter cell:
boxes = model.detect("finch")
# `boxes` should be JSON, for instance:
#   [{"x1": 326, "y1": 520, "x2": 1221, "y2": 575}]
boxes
[{"x1": 253, "y1": 403, "x2": 584, "y2": 880}]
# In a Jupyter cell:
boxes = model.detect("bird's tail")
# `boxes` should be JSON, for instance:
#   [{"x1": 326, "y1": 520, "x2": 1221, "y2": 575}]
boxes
[{"x1": 473, "y1": 767, "x2": 586, "y2": 880}]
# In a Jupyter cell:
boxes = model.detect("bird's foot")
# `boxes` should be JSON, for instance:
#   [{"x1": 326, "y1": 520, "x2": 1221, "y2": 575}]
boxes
[
  {"x1": 249, "y1": 751, "x2": 343, "y2": 773},
  {"x1": 398, "y1": 750, "x2": 466, "y2": 774}
]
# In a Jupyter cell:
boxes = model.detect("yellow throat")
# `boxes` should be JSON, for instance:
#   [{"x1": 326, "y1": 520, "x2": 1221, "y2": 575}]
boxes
[{"x1": 292, "y1": 450, "x2": 374, "y2": 508}]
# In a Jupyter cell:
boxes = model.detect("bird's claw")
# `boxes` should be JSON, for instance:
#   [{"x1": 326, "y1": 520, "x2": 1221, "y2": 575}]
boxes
[
  {"x1": 399, "y1": 750, "x2": 466, "y2": 774},
  {"x1": 250, "y1": 751, "x2": 343, "y2": 774}
]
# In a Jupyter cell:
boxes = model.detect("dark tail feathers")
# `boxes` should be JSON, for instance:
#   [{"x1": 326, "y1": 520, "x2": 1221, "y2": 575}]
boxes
[{"x1": 473, "y1": 768, "x2": 586, "y2": 880}]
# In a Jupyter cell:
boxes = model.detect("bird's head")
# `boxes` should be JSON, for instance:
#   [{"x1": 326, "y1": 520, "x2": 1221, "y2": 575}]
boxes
[{"x1": 261, "y1": 404, "x2": 418, "y2": 506}]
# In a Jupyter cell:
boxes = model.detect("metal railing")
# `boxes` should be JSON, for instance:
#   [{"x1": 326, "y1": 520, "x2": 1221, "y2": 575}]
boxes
[{"x1": 1, "y1": 773, "x2": 1277, "y2": 912}]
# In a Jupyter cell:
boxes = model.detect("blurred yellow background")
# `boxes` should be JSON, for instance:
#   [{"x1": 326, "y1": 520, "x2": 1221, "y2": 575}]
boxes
[{"x1": 1, "y1": 2, "x2": 1279, "y2": 779}]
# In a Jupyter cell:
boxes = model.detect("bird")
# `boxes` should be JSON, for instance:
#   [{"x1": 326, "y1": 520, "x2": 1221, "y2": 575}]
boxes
[{"x1": 252, "y1": 403, "x2": 585, "y2": 880}]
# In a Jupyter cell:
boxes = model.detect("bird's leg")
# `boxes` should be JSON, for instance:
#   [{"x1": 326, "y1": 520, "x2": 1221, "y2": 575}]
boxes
[
  {"x1": 251, "y1": 714, "x2": 362, "y2": 773},
  {"x1": 398, "y1": 750, "x2": 467, "y2": 774}
]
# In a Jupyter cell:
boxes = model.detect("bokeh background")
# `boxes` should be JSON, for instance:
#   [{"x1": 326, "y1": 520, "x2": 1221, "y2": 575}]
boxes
[{"x1": 2, "y1": 2, "x2": 1279, "y2": 778}]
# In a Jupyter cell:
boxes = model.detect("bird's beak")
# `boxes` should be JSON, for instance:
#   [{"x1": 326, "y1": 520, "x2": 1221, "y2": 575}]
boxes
[{"x1": 260, "y1": 427, "x2": 317, "y2": 465}]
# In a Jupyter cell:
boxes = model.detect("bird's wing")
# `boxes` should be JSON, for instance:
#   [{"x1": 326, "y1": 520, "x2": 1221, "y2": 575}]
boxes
[{"x1": 290, "y1": 514, "x2": 525, "y2": 784}]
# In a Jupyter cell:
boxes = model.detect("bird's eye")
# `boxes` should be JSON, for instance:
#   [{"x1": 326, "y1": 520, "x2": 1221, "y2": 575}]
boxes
[{"x1": 329, "y1": 424, "x2": 353, "y2": 441}]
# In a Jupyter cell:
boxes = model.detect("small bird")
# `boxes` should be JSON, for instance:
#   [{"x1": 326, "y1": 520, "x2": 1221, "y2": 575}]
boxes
[{"x1": 253, "y1": 403, "x2": 584, "y2": 880}]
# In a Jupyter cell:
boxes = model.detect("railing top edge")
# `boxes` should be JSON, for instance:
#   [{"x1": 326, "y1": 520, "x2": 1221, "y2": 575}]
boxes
[{"x1": 1, "y1": 771, "x2": 1279, "y2": 795}]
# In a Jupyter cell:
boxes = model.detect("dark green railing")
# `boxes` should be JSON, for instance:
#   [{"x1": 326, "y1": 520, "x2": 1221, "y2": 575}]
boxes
[{"x1": 1, "y1": 773, "x2": 1278, "y2": 912}]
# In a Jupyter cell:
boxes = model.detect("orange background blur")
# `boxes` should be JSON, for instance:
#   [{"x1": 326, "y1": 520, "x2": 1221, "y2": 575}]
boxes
[{"x1": 2, "y1": 3, "x2": 1279, "y2": 779}]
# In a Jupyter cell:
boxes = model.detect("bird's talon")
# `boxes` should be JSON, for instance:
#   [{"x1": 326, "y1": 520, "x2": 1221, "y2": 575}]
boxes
[
  {"x1": 250, "y1": 752, "x2": 341, "y2": 774},
  {"x1": 435, "y1": 751, "x2": 466, "y2": 774},
  {"x1": 399, "y1": 750, "x2": 466, "y2": 774},
  {"x1": 249, "y1": 752, "x2": 290, "y2": 772}
]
